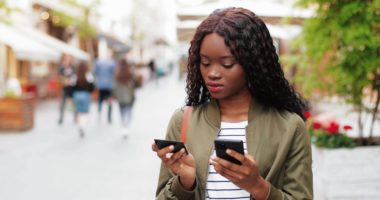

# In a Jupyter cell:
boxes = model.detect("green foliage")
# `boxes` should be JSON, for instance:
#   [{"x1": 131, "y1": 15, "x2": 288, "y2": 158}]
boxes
[
  {"x1": 293, "y1": 0, "x2": 380, "y2": 106},
  {"x1": 0, "y1": 0, "x2": 16, "y2": 23},
  {"x1": 51, "y1": 0, "x2": 100, "y2": 38},
  {"x1": 51, "y1": 10, "x2": 96, "y2": 38},
  {"x1": 306, "y1": 114, "x2": 357, "y2": 148},
  {"x1": 310, "y1": 130, "x2": 356, "y2": 148}
]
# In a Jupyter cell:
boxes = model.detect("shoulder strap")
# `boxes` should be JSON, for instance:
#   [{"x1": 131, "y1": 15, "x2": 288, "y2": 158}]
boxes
[{"x1": 180, "y1": 106, "x2": 193, "y2": 143}]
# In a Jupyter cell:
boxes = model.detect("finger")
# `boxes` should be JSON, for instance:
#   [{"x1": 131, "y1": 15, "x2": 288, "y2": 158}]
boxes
[
  {"x1": 156, "y1": 145, "x2": 174, "y2": 159},
  {"x1": 211, "y1": 159, "x2": 241, "y2": 182},
  {"x1": 170, "y1": 148, "x2": 186, "y2": 162},
  {"x1": 213, "y1": 154, "x2": 240, "y2": 170},
  {"x1": 179, "y1": 148, "x2": 195, "y2": 165},
  {"x1": 218, "y1": 164, "x2": 245, "y2": 182},
  {"x1": 226, "y1": 149, "x2": 246, "y2": 164},
  {"x1": 212, "y1": 155, "x2": 249, "y2": 176},
  {"x1": 166, "y1": 148, "x2": 186, "y2": 166},
  {"x1": 152, "y1": 143, "x2": 159, "y2": 152},
  {"x1": 245, "y1": 154, "x2": 257, "y2": 164}
]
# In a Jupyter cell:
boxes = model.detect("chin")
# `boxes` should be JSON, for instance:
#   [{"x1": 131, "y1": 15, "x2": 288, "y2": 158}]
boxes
[{"x1": 209, "y1": 93, "x2": 226, "y2": 100}]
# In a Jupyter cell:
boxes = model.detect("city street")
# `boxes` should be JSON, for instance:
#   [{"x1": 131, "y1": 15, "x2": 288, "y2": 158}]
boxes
[
  {"x1": 0, "y1": 71, "x2": 187, "y2": 200},
  {"x1": 1, "y1": 68, "x2": 380, "y2": 200}
]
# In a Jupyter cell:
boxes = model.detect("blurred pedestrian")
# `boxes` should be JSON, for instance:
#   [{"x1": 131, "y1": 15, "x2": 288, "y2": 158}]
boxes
[
  {"x1": 58, "y1": 54, "x2": 75, "y2": 125},
  {"x1": 148, "y1": 59, "x2": 156, "y2": 81},
  {"x1": 70, "y1": 61, "x2": 94, "y2": 138},
  {"x1": 113, "y1": 58, "x2": 136, "y2": 136},
  {"x1": 93, "y1": 52, "x2": 116, "y2": 123},
  {"x1": 152, "y1": 7, "x2": 312, "y2": 199}
]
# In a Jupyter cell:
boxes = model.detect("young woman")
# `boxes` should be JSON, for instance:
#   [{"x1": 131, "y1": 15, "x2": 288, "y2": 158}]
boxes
[
  {"x1": 71, "y1": 61, "x2": 94, "y2": 138},
  {"x1": 113, "y1": 58, "x2": 136, "y2": 135},
  {"x1": 152, "y1": 7, "x2": 312, "y2": 200}
]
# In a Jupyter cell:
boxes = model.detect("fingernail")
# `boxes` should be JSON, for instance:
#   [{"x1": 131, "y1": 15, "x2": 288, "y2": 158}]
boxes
[
  {"x1": 169, "y1": 145, "x2": 174, "y2": 150},
  {"x1": 226, "y1": 149, "x2": 231, "y2": 154}
]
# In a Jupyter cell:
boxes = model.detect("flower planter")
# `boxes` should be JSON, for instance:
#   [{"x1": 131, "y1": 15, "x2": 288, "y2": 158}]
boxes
[
  {"x1": 0, "y1": 95, "x2": 34, "y2": 131},
  {"x1": 312, "y1": 145, "x2": 380, "y2": 200}
]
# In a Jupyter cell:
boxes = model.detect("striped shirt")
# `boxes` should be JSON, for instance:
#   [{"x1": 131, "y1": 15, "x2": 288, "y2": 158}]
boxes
[{"x1": 205, "y1": 121, "x2": 250, "y2": 200}]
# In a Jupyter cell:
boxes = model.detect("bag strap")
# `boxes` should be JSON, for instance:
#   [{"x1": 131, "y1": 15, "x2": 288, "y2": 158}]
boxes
[{"x1": 180, "y1": 106, "x2": 193, "y2": 143}]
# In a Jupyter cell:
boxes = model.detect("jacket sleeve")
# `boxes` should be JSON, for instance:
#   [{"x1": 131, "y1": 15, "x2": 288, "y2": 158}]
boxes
[
  {"x1": 267, "y1": 118, "x2": 313, "y2": 200},
  {"x1": 155, "y1": 108, "x2": 201, "y2": 200}
]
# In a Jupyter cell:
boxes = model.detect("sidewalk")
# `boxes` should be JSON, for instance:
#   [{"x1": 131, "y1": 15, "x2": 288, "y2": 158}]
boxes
[{"x1": 0, "y1": 71, "x2": 186, "y2": 200}]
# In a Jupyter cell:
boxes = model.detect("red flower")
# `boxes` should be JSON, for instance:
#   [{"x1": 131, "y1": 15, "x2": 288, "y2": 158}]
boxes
[
  {"x1": 325, "y1": 121, "x2": 340, "y2": 135},
  {"x1": 312, "y1": 122, "x2": 322, "y2": 130},
  {"x1": 343, "y1": 125, "x2": 352, "y2": 131},
  {"x1": 303, "y1": 111, "x2": 311, "y2": 120}
]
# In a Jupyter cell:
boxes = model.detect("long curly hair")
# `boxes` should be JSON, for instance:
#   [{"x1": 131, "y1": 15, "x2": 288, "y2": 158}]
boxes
[{"x1": 185, "y1": 7, "x2": 308, "y2": 120}]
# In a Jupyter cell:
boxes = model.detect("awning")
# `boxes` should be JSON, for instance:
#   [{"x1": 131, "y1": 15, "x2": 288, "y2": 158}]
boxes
[
  {"x1": 14, "y1": 25, "x2": 90, "y2": 61},
  {"x1": 0, "y1": 23, "x2": 60, "y2": 62}
]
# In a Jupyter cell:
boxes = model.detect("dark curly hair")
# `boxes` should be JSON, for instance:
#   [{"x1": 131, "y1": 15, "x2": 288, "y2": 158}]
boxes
[{"x1": 185, "y1": 7, "x2": 309, "y2": 120}]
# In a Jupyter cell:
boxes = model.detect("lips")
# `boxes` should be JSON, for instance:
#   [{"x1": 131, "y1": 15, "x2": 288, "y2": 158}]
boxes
[{"x1": 206, "y1": 82, "x2": 223, "y2": 93}]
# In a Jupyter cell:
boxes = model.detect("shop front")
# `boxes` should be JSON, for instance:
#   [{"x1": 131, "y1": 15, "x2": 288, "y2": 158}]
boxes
[{"x1": 0, "y1": 23, "x2": 59, "y2": 131}]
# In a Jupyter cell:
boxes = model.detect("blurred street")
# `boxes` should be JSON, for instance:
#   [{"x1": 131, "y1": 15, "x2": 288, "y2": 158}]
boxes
[
  {"x1": 0, "y1": 71, "x2": 186, "y2": 200},
  {"x1": 1, "y1": 69, "x2": 380, "y2": 200},
  {"x1": 1, "y1": 1, "x2": 379, "y2": 199}
]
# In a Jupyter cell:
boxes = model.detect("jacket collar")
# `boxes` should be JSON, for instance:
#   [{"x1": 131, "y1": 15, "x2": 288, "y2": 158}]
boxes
[{"x1": 206, "y1": 98, "x2": 266, "y2": 128}]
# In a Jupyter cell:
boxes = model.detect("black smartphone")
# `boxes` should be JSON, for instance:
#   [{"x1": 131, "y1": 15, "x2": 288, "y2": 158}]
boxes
[
  {"x1": 214, "y1": 139, "x2": 244, "y2": 165},
  {"x1": 154, "y1": 139, "x2": 188, "y2": 154}
]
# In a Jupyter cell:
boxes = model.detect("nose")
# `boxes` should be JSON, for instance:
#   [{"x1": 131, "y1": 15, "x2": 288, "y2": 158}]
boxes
[{"x1": 207, "y1": 65, "x2": 221, "y2": 80}]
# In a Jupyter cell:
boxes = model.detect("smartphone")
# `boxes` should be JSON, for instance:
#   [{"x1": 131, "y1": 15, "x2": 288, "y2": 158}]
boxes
[
  {"x1": 214, "y1": 139, "x2": 244, "y2": 165},
  {"x1": 154, "y1": 139, "x2": 188, "y2": 154}
]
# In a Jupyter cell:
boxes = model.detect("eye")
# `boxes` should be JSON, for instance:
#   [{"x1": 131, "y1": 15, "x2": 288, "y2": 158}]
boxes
[
  {"x1": 222, "y1": 63, "x2": 235, "y2": 68},
  {"x1": 201, "y1": 62, "x2": 210, "y2": 67}
]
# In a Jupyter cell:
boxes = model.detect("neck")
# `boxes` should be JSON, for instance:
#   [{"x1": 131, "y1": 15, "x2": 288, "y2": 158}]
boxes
[{"x1": 218, "y1": 95, "x2": 252, "y2": 122}]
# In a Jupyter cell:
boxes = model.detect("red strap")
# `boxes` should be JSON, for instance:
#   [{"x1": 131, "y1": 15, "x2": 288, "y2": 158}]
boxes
[{"x1": 180, "y1": 106, "x2": 193, "y2": 143}]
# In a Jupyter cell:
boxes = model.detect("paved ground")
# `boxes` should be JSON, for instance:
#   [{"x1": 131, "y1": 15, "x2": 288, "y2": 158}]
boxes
[{"x1": 0, "y1": 71, "x2": 186, "y2": 200}]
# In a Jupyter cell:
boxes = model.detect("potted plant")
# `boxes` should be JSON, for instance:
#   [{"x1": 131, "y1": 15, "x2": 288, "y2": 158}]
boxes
[
  {"x1": 293, "y1": 0, "x2": 380, "y2": 145},
  {"x1": 287, "y1": 1, "x2": 380, "y2": 199},
  {"x1": 0, "y1": 78, "x2": 34, "y2": 131},
  {"x1": 305, "y1": 111, "x2": 356, "y2": 148}
]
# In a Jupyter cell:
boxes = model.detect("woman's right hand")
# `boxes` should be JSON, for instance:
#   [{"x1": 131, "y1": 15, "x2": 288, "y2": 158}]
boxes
[{"x1": 152, "y1": 143, "x2": 196, "y2": 190}]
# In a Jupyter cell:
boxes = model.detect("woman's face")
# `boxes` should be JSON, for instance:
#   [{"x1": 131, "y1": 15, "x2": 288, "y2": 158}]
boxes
[{"x1": 200, "y1": 33, "x2": 250, "y2": 101}]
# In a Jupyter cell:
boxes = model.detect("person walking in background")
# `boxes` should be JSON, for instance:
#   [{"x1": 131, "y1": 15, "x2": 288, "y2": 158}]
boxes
[
  {"x1": 93, "y1": 52, "x2": 116, "y2": 124},
  {"x1": 58, "y1": 54, "x2": 75, "y2": 125},
  {"x1": 70, "y1": 62, "x2": 94, "y2": 138},
  {"x1": 152, "y1": 7, "x2": 312, "y2": 200},
  {"x1": 148, "y1": 59, "x2": 157, "y2": 82},
  {"x1": 113, "y1": 58, "x2": 136, "y2": 136}
]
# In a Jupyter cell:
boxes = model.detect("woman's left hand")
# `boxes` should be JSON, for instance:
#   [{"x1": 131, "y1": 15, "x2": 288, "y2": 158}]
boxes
[{"x1": 210, "y1": 149, "x2": 269, "y2": 199}]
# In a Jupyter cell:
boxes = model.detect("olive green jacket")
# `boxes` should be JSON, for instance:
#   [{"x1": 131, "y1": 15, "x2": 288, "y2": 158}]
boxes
[{"x1": 156, "y1": 99, "x2": 313, "y2": 200}]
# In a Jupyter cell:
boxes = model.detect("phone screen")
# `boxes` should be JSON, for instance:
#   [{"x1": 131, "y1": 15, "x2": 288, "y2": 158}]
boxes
[
  {"x1": 214, "y1": 139, "x2": 244, "y2": 165},
  {"x1": 154, "y1": 139, "x2": 187, "y2": 154}
]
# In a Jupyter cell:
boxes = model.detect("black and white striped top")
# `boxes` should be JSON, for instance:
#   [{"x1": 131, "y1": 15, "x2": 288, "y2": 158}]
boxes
[{"x1": 205, "y1": 121, "x2": 250, "y2": 200}]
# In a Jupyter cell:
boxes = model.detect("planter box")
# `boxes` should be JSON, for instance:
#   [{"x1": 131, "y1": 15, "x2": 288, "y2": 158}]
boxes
[
  {"x1": 312, "y1": 145, "x2": 380, "y2": 200},
  {"x1": 0, "y1": 95, "x2": 34, "y2": 131}
]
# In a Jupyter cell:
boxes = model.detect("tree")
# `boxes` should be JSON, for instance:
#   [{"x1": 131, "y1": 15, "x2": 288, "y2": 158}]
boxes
[
  {"x1": 51, "y1": 0, "x2": 100, "y2": 60},
  {"x1": 294, "y1": 0, "x2": 380, "y2": 144},
  {"x1": 0, "y1": 0, "x2": 19, "y2": 23}
]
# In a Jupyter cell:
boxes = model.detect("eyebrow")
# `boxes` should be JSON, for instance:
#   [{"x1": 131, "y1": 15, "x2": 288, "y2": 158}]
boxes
[{"x1": 200, "y1": 54, "x2": 235, "y2": 59}]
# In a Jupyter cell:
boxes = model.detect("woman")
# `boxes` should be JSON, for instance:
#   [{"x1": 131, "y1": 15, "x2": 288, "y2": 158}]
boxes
[
  {"x1": 152, "y1": 7, "x2": 312, "y2": 200},
  {"x1": 113, "y1": 58, "x2": 136, "y2": 135},
  {"x1": 71, "y1": 61, "x2": 94, "y2": 138}
]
